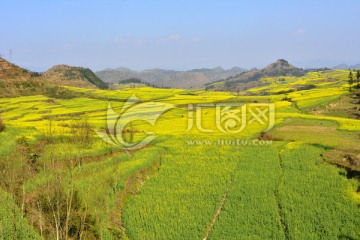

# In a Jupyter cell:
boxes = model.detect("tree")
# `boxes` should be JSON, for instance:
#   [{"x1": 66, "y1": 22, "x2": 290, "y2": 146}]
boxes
[
  {"x1": 348, "y1": 70, "x2": 354, "y2": 91},
  {"x1": 123, "y1": 122, "x2": 139, "y2": 144},
  {"x1": 356, "y1": 70, "x2": 360, "y2": 88}
]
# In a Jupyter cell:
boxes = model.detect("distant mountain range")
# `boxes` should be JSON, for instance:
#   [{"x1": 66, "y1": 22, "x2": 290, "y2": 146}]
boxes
[
  {"x1": 4, "y1": 57, "x2": 354, "y2": 96},
  {"x1": 96, "y1": 66, "x2": 246, "y2": 89},
  {"x1": 96, "y1": 60, "x2": 310, "y2": 90},
  {"x1": 331, "y1": 63, "x2": 360, "y2": 70}
]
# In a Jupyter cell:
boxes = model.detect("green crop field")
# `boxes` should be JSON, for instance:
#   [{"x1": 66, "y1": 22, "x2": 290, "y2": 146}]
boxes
[{"x1": 0, "y1": 69, "x2": 359, "y2": 240}]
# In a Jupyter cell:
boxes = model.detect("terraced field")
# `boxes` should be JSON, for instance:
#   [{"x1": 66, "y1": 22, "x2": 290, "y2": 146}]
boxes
[{"x1": 0, "y1": 69, "x2": 359, "y2": 239}]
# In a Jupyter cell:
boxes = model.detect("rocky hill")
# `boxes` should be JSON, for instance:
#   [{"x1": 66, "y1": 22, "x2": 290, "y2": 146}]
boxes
[
  {"x1": 44, "y1": 65, "x2": 108, "y2": 89},
  {"x1": 0, "y1": 59, "x2": 108, "y2": 97},
  {"x1": 207, "y1": 59, "x2": 306, "y2": 91},
  {"x1": 0, "y1": 57, "x2": 31, "y2": 80}
]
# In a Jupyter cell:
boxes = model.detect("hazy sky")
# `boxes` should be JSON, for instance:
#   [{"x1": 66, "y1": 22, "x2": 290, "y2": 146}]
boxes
[{"x1": 1, "y1": 0, "x2": 360, "y2": 71}]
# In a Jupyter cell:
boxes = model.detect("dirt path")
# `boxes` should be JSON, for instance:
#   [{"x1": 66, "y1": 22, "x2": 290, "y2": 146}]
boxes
[
  {"x1": 203, "y1": 155, "x2": 240, "y2": 240},
  {"x1": 274, "y1": 145, "x2": 290, "y2": 239},
  {"x1": 111, "y1": 150, "x2": 165, "y2": 238},
  {"x1": 291, "y1": 101, "x2": 302, "y2": 113},
  {"x1": 203, "y1": 181, "x2": 232, "y2": 240}
]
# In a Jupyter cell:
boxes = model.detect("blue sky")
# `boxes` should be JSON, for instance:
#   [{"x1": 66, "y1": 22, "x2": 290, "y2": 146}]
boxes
[{"x1": 1, "y1": 0, "x2": 360, "y2": 71}]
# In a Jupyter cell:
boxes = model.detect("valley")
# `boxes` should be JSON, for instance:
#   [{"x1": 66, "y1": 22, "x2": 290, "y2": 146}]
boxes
[{"x1": 0, "y1": 57, "x2": 359, "y2": 239}]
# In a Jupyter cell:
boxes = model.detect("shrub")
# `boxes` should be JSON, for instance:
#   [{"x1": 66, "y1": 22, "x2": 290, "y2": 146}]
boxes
[
  {"x1": 0, "y1": 115, "x2": 5, "y2": 132},
  {"x1": 296, "y1": 84, "x2": 316, "y2": 91},
  {"x1": 258, "y1": 131, "x2": 282, "y2": 141}
]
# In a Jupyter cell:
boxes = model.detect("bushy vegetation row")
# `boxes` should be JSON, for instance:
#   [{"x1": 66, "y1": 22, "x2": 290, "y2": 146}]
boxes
[{"x1": 0, "y1": 119, "x2": 164, "y2": 239}]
